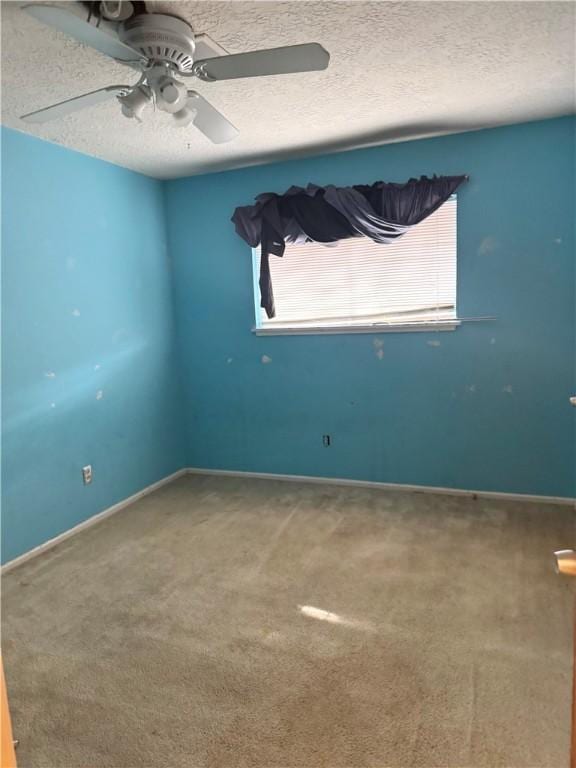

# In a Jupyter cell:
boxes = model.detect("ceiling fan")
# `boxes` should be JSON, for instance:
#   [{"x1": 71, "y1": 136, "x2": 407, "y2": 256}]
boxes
[{"x1": 19, "y1": 1, "x2": 330, "y2": 143}]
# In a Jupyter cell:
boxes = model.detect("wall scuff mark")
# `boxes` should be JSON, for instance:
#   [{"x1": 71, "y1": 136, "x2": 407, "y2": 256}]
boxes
[
  {"x1": 373, "y1": 338, "x2": 384, "y2": 360},
  {"x1": 478, "y1": 236, "x2": 499, "y2": 256}
]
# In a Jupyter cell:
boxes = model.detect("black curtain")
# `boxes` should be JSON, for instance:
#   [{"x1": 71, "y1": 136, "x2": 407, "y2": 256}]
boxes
[{"x1": 232, "y1": 174, "x2": 467, "y2": 319}]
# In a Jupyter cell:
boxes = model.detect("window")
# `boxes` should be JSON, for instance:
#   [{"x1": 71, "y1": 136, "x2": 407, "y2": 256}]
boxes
[{"x1": 253, "y1": 196, "x2": 458, "y2": 335}]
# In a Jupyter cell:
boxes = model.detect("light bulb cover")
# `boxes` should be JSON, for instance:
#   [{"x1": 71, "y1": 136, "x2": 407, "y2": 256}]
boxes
[
  {"x1": 100, "y1": 1, "x2": 134, "y2": 20},
  {"x1": 173, "y1": 106, "x2": 198, "y2": 128},
  {"x1": 162, "y1": 84, "x2": 180, "y2": 104},
  {"x1": 118, "y1": 86, "x2": 152, "y2": 121},
  {"x1": 156, "y1": 78, "x2": 188, "y2": 113}
]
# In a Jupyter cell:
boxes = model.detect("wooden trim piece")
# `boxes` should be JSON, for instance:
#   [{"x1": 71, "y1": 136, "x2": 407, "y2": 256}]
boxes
[
  {"x1": 554, "y1": 551, "x2": 576, "y2": 768},
  {"x1": 573, "y1": 607, "x2": 575, "y2": 768},
  {"x1": 555, "y1": 550, "x2": 576, "y2": 577},
  {"x1": 1, "y1": 657, "x2": 17, "y2": 768}
]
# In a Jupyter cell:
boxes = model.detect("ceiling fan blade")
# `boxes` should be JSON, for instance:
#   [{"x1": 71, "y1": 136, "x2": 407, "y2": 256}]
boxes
[
  {"x1": 192, "y1": 42, "x2": 330, "y2": 82},
  {"x1": 22, "y1": 4, "x2": 146, "y2": 64},
  {"x1": 21, "y1": 85, "x2": 130, "y2": 123},
  {"x1": 187, "y1": 91, "x2": 238, "y2": 144}
]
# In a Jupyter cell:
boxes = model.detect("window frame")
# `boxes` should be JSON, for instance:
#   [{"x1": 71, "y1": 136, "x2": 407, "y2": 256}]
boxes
[{"x1": 251, "y1": 196, "x2": 460, "y2": 336}]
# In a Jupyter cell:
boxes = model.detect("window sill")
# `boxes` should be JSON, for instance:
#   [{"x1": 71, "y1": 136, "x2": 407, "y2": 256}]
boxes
[{"x1": 253, "y1": 320, "x2": 461, "y2": 336}]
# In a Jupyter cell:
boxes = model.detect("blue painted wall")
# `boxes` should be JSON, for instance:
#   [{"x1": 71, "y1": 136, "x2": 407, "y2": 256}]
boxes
[
  {"x1": 1, "y1": 128, "x2": 185, "y2": 563},
  {"x1": 165, "y1": 116, "x2": 575, "y2": 498},
  {"x1": 2, "y1": 117, "x2": 574, "y2": 563}
]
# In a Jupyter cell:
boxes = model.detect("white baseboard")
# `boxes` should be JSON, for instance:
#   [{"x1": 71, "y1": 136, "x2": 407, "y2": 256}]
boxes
[
  {"x1": 185, "y1": 467, "x2": 576, "y2": 507},
  {"x1": 3, "y1": 466, "x2": 573, "y2": 573},
  {"x1": 1, "y1": 469, "x2": 187, "y2": 574}
]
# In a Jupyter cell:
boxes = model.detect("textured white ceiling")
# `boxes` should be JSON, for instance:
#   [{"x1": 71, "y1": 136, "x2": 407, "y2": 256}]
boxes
[{"x1": 1, "y1": 0, "x2": 574, "y2": 179}]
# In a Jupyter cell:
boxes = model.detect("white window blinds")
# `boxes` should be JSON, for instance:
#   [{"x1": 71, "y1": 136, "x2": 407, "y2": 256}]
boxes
[{"x1": 253, "y1": 196, "x2": 457, "y2": 329}]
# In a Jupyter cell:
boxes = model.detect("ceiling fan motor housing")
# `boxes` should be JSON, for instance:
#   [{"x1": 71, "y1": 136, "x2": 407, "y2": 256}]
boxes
[{"x1": 119, "y1": 13, "x2": 196, "y2": 72}]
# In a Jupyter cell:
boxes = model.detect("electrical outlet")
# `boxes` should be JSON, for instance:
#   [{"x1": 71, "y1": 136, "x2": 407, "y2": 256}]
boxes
[{"x1": 82, "y1": 465, "x2": 93, "y2": 485}]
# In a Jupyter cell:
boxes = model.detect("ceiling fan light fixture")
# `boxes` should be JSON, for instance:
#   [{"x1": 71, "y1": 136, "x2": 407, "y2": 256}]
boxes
[
  {"x1": 19, "y1": 6, "x2": 330, "y2": 143},
  {"x1": 156, "y1": 79, "x2": 189, "y2": 114},
  {"x1": 173, "y1": 106, "x2": 198, "y2": 128},
  {"x1": 99, "y1": 1, "x2": 134, "y2": 21},
  {"x1": 118, "y1": 86, "x2": 152, "y2": 121}
]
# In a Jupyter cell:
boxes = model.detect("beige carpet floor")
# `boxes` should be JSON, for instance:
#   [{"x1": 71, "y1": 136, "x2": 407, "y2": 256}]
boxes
[{"x1": 2, "y1": 474, "x2": 575, "y2": 768}]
